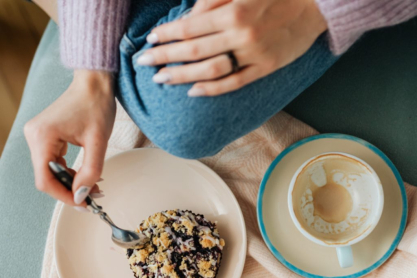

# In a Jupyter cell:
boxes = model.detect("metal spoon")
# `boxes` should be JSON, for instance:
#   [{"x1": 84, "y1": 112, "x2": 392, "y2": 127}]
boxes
[{"x1": 48, "y1": 161, "x2": 149, "y2": 249}]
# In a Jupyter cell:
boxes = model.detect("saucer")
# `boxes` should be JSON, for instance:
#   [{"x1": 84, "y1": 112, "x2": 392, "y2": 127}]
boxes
[{"x1": 257, "y1": 134, "x2": 407, "y2": 278}]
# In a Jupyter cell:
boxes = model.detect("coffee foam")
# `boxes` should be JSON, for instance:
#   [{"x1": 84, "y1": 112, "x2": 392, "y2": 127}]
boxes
[{"x1": 292, "y1": 155, "x2": 378, "y2": 244}]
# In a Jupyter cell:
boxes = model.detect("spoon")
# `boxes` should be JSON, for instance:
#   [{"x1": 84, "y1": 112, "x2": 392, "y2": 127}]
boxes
[{"x1": 48, "y1": 161, "x2": 149, "y2": 249}]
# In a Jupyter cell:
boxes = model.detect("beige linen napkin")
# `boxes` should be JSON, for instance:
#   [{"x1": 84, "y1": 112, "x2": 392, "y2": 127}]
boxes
[{"x1": 41, "y1": 102, "x2": 417, "y2": 278}]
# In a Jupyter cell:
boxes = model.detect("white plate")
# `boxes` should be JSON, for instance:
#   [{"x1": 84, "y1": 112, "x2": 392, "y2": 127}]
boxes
[
  {"x1": 257, "y1": 134, "x2": 407, "y2": 278},
  {"x1": 54, "y1": 148, "x2": 247, "y2": 278}
]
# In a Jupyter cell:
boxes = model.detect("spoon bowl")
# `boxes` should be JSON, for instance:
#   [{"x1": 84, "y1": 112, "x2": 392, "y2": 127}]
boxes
[{"x1": 49, "y1": 161, "x2": 149, "y2": 249}]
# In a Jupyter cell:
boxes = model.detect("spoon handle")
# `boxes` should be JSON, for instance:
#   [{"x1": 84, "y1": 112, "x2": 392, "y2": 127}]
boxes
[
  {"x1": 49, "y1": 161, "x2": 92, "y2": 206},
  {"x1": 49, "y1": 161, "x2": 148, "y2": 248}
]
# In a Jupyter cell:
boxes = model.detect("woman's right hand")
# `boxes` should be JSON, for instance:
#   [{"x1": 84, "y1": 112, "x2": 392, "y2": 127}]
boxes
[{"x1": 24, "y1": 70, "x2": 116, "y2": 210}]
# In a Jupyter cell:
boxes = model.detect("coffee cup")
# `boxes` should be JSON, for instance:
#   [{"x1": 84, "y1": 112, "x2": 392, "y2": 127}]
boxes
[{"x1": 288, "y1": 152, "x2": 384, "y2": 268}]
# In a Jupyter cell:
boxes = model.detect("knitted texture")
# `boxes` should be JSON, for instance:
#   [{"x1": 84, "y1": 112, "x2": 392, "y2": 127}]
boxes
[
  {"x1": 58, "y1": 0, "x2": 417, "y2": 69},
  {"x1": 58, "y1": 0, "x2": 131, "y2": 72},
  {"x1": 315, "y1": 0, "x2": 417, "y2": 55}
]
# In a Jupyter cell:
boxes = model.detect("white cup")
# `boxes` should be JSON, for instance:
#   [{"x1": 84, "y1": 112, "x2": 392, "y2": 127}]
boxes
[{"x1": 288, "y1": 152, "x2": 384, "y2": 268}]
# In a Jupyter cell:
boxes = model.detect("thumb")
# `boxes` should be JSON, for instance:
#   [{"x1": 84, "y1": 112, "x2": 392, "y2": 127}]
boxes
[
  {"x1": 73, "y1": 138, "x2": 107, "y2": 205},
  {"x1": 191, "y1": 0, "x2": 232, "y2": 15}
]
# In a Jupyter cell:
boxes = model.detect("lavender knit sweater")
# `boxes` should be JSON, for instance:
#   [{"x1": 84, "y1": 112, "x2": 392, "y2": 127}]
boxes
[
  {"x1": 58, "y1": 0, "x2": 417, "y2": 72},
  {"x1": 58, "y1": 0, "x2": 131, "y2": 72}
]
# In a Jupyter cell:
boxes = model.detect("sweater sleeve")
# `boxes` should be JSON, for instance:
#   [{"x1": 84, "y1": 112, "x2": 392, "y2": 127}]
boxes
[
  {"x1": 58, "y1": 0, "x2": 131, "y2": 72},
  {"x1": 315, "y1": 0, "x2": 417, "y2": 55}
]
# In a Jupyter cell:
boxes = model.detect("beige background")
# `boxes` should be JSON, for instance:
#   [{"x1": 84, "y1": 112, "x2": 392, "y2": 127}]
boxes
[{"x1": 0, "y1": 0, "x2": 48, "y2": 155}]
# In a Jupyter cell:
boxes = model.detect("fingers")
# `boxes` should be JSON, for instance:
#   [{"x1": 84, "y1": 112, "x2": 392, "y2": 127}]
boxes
[
  {"x1": 187, "y1": 66, "x2": 261, "y2": 97},
  {"x1": 146, "y1": 6, "x2": 229, "y2": 44},
  {"x1": 24, "y1": 123, "x2": 77, "y2": 205},
  {"x1": 66, "y1": 168, "x2": 101, "y2": 195},
  {"x1": 153, "y1": 54, "x2": 233, "y2": 84},
  {"x1": 32, "y1": 151, "x2": 77, "y2": 206},
  {"x1": 54, "y1": 166, "x2": 103, "y2": 209},
  {"x1": 59, "y1": 142, "x2": 68, "y2": 157},
  {"x1": 138, "y1": 33, "x2": 233, "y2": 66},
  {"x1": 72, "y1": 136, "x2": 107, "y2": 205},
  {"x1": 190, "y1": 0, "x2": 232, "y2": 15},
  {"x1": 37, "y1": 161, "x2": 77, "y2": 205},
  {"x1": 56, "y1": 156, "x2": 68, "y2": 168}
]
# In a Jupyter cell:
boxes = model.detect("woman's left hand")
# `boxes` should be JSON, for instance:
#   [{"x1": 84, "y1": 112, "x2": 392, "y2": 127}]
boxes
[{"x1": 137, "y1": 0, "x2": 327, "y2": 97}]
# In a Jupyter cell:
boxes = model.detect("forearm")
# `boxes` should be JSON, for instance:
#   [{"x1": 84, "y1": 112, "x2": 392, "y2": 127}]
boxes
[
  {"x1": 33, "y1": 0, "x2": 58, "y2": 22},
  {"x1": 316, "y1": 0, "x2": 417, "y2": 55}
]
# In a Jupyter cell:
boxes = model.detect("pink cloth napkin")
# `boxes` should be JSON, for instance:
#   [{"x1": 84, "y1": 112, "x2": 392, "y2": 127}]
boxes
[{"x1": 41, "y1": 102, "x2": 417, "y2": 278}]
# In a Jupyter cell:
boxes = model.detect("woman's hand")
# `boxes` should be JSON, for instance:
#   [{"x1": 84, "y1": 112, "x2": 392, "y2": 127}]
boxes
[
  {"x1": 24, "y1": 70, "x2": 116, "y2": 210},
  {"x1": 138, "y1": 0, "x2": 327, "y2": 97}
]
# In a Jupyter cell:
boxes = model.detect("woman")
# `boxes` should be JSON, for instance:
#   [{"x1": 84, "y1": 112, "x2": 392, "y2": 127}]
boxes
[{"x1": 25, "y1": 0, "x2": 417, "y2": 211}]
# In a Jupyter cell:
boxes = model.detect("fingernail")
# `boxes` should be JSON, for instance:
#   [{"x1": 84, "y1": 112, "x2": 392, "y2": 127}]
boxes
[
  {"x1": 74, "y1": 186, "x2": 92, "y2": 205},
  {"x1": 153, "y1": 72, "x2": 172, "y2": 83},
  {"x1": 188, "y1": 88, "x2": 206, "y2": 97},
  {"x1": 74, "y1": 206, "x2": 90, "y2": 213},
  {"x1": 137, "y1": 53, "x2": 155, "y2": 65},
  {"x1": 98, "y1": 178, "x2": 104, "y2": 182},
  {"x1": 146, "y1": 33, "x2": 159, "y2": 44},
  {"x1": 90, "y1": 192, "x2": 105, "y2": 199}
]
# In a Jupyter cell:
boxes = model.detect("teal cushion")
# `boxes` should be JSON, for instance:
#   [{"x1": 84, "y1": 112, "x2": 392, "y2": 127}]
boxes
[{"x1": 0, "y1": 22, "x2": 78, "y2": 278}]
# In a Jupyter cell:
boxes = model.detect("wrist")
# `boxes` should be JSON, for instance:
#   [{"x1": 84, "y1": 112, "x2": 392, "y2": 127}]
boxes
[{"x1": 73, "y1": 70, "x2": 114, "y2": 96}]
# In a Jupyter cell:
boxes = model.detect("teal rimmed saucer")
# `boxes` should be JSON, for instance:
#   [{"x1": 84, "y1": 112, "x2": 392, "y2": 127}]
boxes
[{"x1": 257, "y1": 134, "x2": 407, "y2": 278}]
